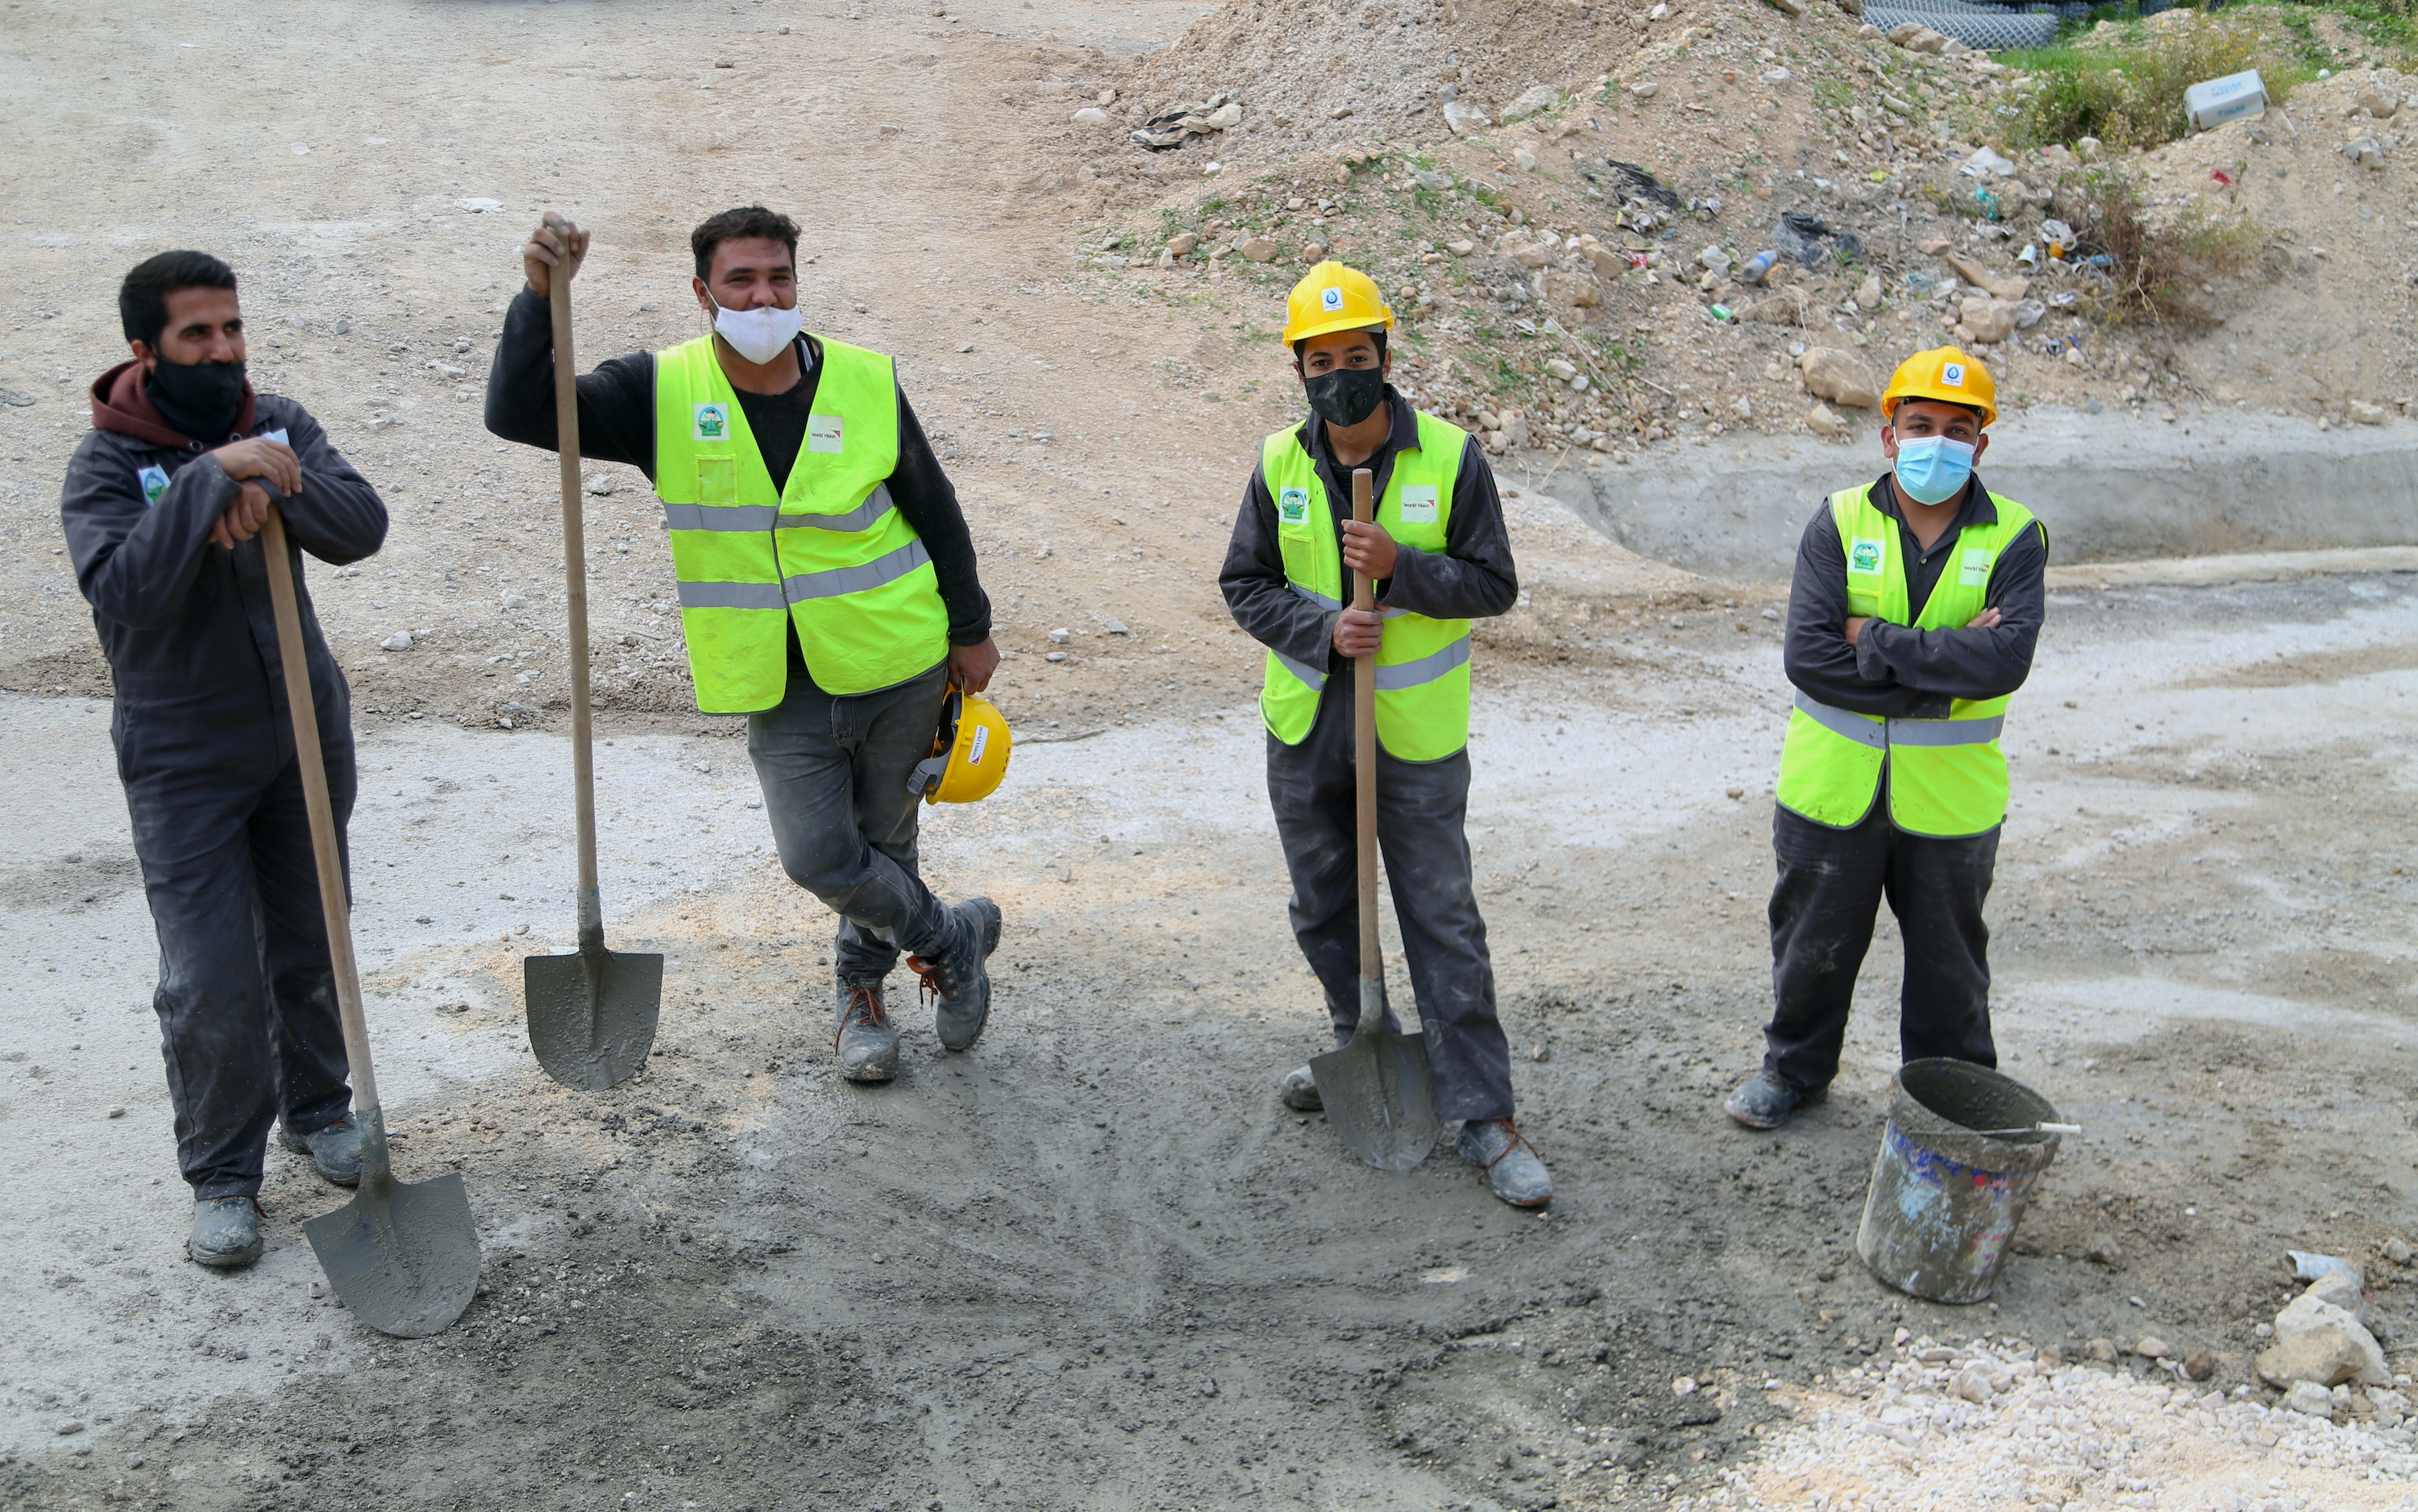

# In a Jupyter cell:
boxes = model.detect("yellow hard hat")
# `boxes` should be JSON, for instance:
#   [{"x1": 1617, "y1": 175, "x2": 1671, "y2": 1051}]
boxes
[
  {"x1": 908, "y1": 686, "x2": 1012, "y2": 805},
  {"x1": 1282, "y1": 260, "x2": 1395, "y2": 347},
  {"x1": 1882, "y1": 347, "x2": 1997, "y2": 428}
]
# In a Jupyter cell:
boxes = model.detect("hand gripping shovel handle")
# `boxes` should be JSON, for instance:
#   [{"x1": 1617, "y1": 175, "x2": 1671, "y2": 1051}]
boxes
[
  {"x1": 260, "y1": 505, "x2": 395, "y2": 1194},
  {"x1": 1351, "y1": 466, "x2": 1383, "y2": 1038},
  {"x1": 548, "y1": 275, "x2": 604, "y2": 954}
]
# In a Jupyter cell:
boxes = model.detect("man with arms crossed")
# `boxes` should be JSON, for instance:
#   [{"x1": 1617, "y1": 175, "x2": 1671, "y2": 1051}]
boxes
[{"x1": 486, "y1": 208, "x2": 1001, "y2": 1084}]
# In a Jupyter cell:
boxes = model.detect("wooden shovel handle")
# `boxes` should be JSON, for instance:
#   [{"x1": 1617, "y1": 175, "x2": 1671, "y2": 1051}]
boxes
[
  {"x1": 549, "y1": 276, "x2": 604, "y2": 950},
  {"x1": 1351, "y1": 467, "x2": 1379, "y2": 984},
  {"x1": 260, "y1": 506, "x2": 383, "y2": 1128}
]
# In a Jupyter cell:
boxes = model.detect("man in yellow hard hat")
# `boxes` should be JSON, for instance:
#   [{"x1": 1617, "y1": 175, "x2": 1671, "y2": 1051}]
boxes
[
  {"x1": 1219, "y1": 262, "x2": 1548, "y2": 1206},
  {"x1": 484, "y1": 208, "x2": 1003, "y2": 1086},
  {"x1": 1724, "y1": 348, "x2": 2048, "y2": 1131}
]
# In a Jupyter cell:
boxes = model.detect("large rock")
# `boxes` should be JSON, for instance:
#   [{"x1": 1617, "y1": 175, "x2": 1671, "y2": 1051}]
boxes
[
  {"x1": 1543, "y1": 271, "x2": 1602, "y2": 309},
  {"x1": 1498, "y1": 85, "x2": 1560, "y2": 124},
  {"x1": 1955, "y1": 296, "x2": 2021, "y2": 344},
  {"x1": 2304, "y1": 1270, "x2": 2371, "y2": 1323},
  {"x1": 1444, "y1": 99, "x2": 1491, "y2": 136},
  {"x1": 1799, "y1": 347, "x2": 1882, "y2": 409},
  {"x1": 2262, "y1": 1294, "x2": 2389, "y2": 1385},
  {"x1": 1946, "y1": 252, "x2": 2029, "y2": 301}
]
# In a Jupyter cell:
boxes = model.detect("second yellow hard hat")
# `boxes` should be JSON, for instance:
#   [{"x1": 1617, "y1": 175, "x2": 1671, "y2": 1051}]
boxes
[{"x1": 1282, "y1": 261, "x2": 1395, "y2": 347}]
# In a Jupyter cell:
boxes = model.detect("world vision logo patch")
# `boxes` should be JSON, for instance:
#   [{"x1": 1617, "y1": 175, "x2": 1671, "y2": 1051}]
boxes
[
  {"x1": 693, "y1": 402, "x2": 729, "y2": 442},
  {"x1": 137, "y1": 465, "x2": 169, "y2": 507},
  {"x1": 1278, "y1": 487, "x2": 1310, "y2": 525},
  {"x1": 1849, "y1": 538, "x2": 1885, "y2": 574}
]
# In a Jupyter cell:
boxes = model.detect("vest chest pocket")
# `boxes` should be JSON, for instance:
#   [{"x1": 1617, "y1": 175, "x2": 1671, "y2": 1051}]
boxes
[{"x1": 696, "y1": 455, "x2": 738, "y2": 506}]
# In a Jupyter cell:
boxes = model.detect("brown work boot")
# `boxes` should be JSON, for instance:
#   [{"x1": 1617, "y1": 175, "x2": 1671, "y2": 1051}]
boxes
[{"x1": 833, "y1": 976, "x2": 899, "y2": 1083}]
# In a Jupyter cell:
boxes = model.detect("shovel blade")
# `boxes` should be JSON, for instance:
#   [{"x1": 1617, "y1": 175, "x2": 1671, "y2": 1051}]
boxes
[
  {"x1": 302, "y1": 1170, "x2": 481, "y2": 1339},
  {"x1": 524, "y1": 948, "x2": 663, "y2": 1091},
  {"x1": 1310, "y1": 1029, "x2": 1445, "y2": 1173}
]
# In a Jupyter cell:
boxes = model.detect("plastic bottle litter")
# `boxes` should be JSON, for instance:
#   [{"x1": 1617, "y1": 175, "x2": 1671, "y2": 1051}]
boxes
[
  {"x1": 1737, "y1": 250, "x2": 1780, "y2": 285},
  {"x1": 1697, "y1": 245, "x2": 1734, "y2": 276},
  {"x1": 2183, "y1": 69, "x2": 2266, "y2": 132}
]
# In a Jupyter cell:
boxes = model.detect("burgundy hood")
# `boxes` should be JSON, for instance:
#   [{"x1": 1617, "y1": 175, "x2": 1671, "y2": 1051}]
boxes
[{"x1": 88, "y1": 359, "x2": 256, "y2": 448}]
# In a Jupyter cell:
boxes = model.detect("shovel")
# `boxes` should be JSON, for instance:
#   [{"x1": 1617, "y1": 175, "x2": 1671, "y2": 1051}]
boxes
[
  {"x1": 522, "y1": 272, "x2": 664, "y2": 1091},
  {"x1": 260, "y1": 505, "x2": 480, "y2": 1339},
  {"x1": 1309, "y1": 466, "x2": 1446, "y2": 1173}
]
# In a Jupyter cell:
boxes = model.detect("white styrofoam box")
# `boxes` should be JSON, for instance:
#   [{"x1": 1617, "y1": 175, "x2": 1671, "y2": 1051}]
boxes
[{"x1": 2184, "y1": 70, "x2": 2267, "y2": 131}]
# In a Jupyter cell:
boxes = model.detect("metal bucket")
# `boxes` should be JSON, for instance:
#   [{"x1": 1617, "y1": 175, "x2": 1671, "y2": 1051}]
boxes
[{"x1": 1855, "y1": 1058, "x2": 2063, "y2": 1304}]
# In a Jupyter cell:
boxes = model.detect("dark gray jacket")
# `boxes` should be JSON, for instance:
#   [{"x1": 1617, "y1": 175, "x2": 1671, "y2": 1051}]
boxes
[
  {"x1": 63, "y1": 360, "x2": 387, "y2": 766},
  {"x1": 1220, "y1": 391, "x2": 1519, "y2": 676},
  {"x1": 1784, "y1": 471, "x2": 2047, "y2": 719}
]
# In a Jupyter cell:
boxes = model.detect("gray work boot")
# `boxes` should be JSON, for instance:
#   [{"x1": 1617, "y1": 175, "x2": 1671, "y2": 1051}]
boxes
[
  {"x1": 188, "y1": 1194, "x2": 264, "y2": 1268},
  {"x1": 1281, "y1": 1065, "x2": 1323, "y2": 1111},
  {"x1": 833, "y1": 976, "x2": 899, "y2": 1083},
  {"x1": 909, "y1": 897, "x2": 1001, "y2": 1053},
  {"x1": 279, "y1": 1115, "x2": 364, "y2": 1187},
  {"x1": 1457, "y1": 1119, "x2": 1553, "y2": 1208},
  {"x1": 1723, "y1": 1070, "x2": 1825, "y2": 1132}
]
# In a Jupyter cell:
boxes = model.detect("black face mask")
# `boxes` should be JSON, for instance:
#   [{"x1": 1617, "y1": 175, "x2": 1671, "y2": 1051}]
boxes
[
  {"x1": 1303, "y1": 367, "x2": 1386, "y2": 430},
  {"x1": 147, "y1": 355, "x2": 247, "y2": 440}
]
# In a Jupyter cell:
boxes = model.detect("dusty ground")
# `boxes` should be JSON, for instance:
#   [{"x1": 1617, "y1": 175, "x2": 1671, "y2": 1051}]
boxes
[{"x1": 6, "y1": 1, "x2": 2418, "y2": 1509}]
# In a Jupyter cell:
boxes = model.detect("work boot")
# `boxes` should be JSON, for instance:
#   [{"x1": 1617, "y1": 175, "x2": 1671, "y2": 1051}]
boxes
[
  {"x1": 188, "y1": 1194, "x2": 264, "y2": 1268},
  {"x1": 1457, "y1": 1119, "x2": 1552, "y2": 1208},
  {"x1": 833, "y1": 976, "x2": 899, "y2": 1083},
  {"x1": 1723, "y1": 1070, "x2": 1826, "y2": 1131},
  {"x1": 908, "y1": 897, "x2": 1001, "y2": 1053},
  {"x1": 279, "y1": 1115, "x2": 364, "y2": 1187},
  {"x1": 1281, "y1": 1065, "x2": 1323, "y2": 1111}
]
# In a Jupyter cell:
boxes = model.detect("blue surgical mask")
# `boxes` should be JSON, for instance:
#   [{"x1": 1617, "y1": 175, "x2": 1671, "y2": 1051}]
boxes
[{"x1": 1892, "y1": 435, "x2": 1976, "y2": 506}]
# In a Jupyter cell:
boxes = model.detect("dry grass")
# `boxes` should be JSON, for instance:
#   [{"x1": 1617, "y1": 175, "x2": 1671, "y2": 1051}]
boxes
[{"x1": 2050, "y1": 168, "x2": 2268, "y2": 328}]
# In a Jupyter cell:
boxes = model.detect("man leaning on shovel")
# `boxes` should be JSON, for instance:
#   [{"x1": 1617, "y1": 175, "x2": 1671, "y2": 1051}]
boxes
[
  {"x1": 485, "y1": 208, "x2": 1003, "y2": 1084},
  {"x1": 1219, "y1": 262, "x2": 1549, "y2": 1207},
  {"x1": 62, "y1": 251, "x2": 389, "y2": 1266}
]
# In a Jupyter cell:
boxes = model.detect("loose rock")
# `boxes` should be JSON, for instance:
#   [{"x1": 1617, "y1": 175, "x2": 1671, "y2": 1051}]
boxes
[
  {"x1": 380, "y1": 631, "x2": 413, "y2": 653},
  {"x1": 1798, "y1": 347, "x2": 1881, "y2": 409},
  {"x1": 2280, "y1": 1380, "x2": 2337, "y2": 1419},
  {"x1": 1498, "y1": 85, "x2": 1559, "y2": 124}
]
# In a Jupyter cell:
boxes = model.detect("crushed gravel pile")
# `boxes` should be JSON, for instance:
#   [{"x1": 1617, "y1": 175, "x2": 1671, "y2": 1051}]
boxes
[{"x1": 1725, "y1": 1335, "x2": 2418, "y2": 1511}]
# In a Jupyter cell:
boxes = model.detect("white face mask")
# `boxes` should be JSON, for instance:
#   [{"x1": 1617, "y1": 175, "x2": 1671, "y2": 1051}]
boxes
[{"x1": 710, "y1": 297, "x2": 803, "y2": 365}]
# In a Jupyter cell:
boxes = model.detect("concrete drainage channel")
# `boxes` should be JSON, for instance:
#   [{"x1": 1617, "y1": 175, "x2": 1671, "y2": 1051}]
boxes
[{"x1": 1519, "y1": 410, "x2": 2418, "y2": 583}]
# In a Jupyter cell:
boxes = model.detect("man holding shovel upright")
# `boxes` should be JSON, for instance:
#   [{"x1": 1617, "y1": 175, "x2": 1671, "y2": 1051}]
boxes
[
  {"x1": 62, "y1": 251, "x2": 388, "y2": 1266},
  {"x1": 1219, "y1": 262, "x2": 1548, "y2": 1207},
  {"x1": 485, "y1": 208, "x2": 1002, "y2": 1085},
  {"x1": 1723, "y1": 348, "x2": 2047, "y2": 1132}
]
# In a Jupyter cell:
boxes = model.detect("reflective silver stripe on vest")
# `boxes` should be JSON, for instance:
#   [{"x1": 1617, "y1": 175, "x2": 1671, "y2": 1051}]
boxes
[
  {"x1": 664, "y1": 502, "x2": 782, "y2": 533},
  {"x1": 677, "y1": 580, "x2": 790, "y2": 612},
  {"x1": 1373, "y1": 635, "x2": 1471, "y2": 692},
  {"x1": 1273, "y1": 651, "x2": 1327, "y2": 691},
  {"x1": 780, "y1": 538, "x2": 932, "y2": 602},
  {"x1": 1888, "y1": 713, "x2": 2005, "y2": 747},
  {"x1": 777, "y1": 483, "x2": 895, "y2": 534},
  {"x1": 1292, "y1": 584, "x2": 1343, "y2": 612},
  {"x1": 1793, "y1": 692, "x2": 2002, "y2": 750}
]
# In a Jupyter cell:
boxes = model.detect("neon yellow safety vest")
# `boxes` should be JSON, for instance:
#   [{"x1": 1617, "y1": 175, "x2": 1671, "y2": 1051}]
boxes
[
  {"x1": 1775, "y1": 483, "x2": 2045, "y2": 838},
  {"x1": 651, "y1": 334, "x2": 949, "y2": 713},
  {"x1": 1257, "y1": 409, "x2": 1473, "y2": 762}
]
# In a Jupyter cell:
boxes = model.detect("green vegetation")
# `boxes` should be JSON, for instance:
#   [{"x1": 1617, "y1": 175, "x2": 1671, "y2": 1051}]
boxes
[{"x1": 2004, "y1": 15, "x2": 2313, "y2": 152}]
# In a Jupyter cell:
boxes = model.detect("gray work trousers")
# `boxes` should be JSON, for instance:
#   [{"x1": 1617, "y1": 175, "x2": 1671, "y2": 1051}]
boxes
[
  {"x1": 1265, "y1": 674, "x2": 1513, "y2": 1123},
  {"x1": 1761, "y1": 799, "x2": 2000, "y2": 1095},
  {"x1": 119, "y1": 698, "x2": 356, "y2": 1199},
  {"x1": 747, "y1": 659, "x2": 953, "y2": 979}
]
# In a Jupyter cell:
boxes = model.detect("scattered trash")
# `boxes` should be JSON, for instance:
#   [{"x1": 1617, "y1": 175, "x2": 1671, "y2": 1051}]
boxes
[
  {"x1": 1902, "y1": 270, "x2": 1938, "y2": 297},
  {"x1": 1737, "y1": 250, "x2": 1780, "y2": 285},
  {"x1": 2013, "y1": 299, "x2": 2046, "y2": 330},
  {"x1": 2209, "y1": 168, "x2": 2235, "y2": 188},
  {"x1": 1972, "y1": 184, "x2": 2003, "y2": 222},
  {"x1": 2038, "y1": 218, "x2": 2074, "y2": 245},
  {"x1": 1606, "y1": 160, "x2": 1681, "y2": 210},
  {"x1": 2291, "y1": 1251, "x2": 2362, "y2": 1288},
  {"x1": 1959, "y1": 145, "x2": 2017, "y2": 178},
  {"x1": 1697, "y1": 245, "x2": 1733, "y2": 276},
  {"x1": 1709, "y1": 303, "x2": 1735, "y2": 322},
  {"x1": 2183, "y1": 69, "x2": 2266, "y2": 132},
  {"x1": 454, "y1": 197, "x2": 505, "y2": 214},
  {"x1": 2015, "y1": 243, "x2": 2038, "y2": 269},
  {"x1": 1772, "y1": 210, "x2": 1863, "y2": 271}
]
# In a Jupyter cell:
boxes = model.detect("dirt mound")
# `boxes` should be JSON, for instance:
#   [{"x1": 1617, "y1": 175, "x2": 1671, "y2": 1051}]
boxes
[{"x1": 1041, "y1": 0, "x2": 2414, "y2": 462}]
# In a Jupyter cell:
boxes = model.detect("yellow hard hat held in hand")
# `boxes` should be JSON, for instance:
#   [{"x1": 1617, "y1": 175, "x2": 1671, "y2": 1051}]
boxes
[
  {"x1": 1882, "y1": 347, "x2": 1997, "y2": 428},
  {"x1": 908, "y1": 683, "x2": 1012, "y2": 805},
  {"x1": 1282, "y1": 261, "x2": 1395, "y2": 348}
]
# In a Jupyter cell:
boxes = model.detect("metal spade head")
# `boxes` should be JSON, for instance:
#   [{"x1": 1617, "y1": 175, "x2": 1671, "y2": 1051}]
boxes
[
  {"x1": 302, "y1": 1132, "x2": 481, "y2": 1340},
  {"x1": 525, "y1": 945, "x2": 663, "y2": 1091},
  {"x1": 1310, "y1": 1004, "x2": 1445, "y2": 1173}
]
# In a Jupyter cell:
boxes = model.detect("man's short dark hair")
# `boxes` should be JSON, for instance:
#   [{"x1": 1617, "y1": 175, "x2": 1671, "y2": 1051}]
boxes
[
  {"x1": 120, "y1": 251, "x2": 237, "y2": 347},
  {"x1": 1290, "y1": 328, "x2": 1389, "y2": 365},
  {"x1": 691, "y1": 206, "x2": 800, "y2": 280},
  {"x1": 1891, "y1": 397, "x2": 1984, "y2": 424}
]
